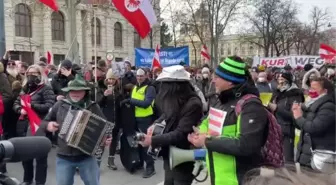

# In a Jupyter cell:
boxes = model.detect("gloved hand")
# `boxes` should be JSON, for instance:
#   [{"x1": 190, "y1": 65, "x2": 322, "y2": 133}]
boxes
[{"x1": 120, "y1": 98, "x2": 130, "y2": 106}]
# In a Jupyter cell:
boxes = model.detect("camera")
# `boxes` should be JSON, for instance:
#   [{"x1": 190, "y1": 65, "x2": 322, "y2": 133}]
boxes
[{"x1": 133, "y1": 120, "x2": 166, "y2": 158}]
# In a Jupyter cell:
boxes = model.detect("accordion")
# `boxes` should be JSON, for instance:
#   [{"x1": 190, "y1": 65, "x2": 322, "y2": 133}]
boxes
[{"x1": 58, "y1": 109, "x2": 114, "y2": 156}]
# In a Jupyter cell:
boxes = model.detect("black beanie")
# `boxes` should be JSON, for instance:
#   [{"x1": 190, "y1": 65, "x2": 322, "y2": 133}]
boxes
[
  {"x1": 304, "y1": 64, "x2": 313, "y2": 72},
  {"x1": 279, "y1": 72, "x2": 293, "y2": 84},
  {"x1": 60, "y1": 59, "x2": 72, "y2": 70}
]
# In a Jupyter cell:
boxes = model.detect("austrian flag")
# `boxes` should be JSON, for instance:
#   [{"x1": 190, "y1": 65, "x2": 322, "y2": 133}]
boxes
[
  {"x1": 112, "y1": 0, "x2": 157, "y2": 38},
  {"x1": 151, "y1": 44, "x2": 161, "y2": 70},
  {"x1": 208, "y1": 107, "x2": 227, "y2": 137},
  {"x1": 319, "y1": 44, "x2": 336, "y2": 64},
  {"x1": 21, "y1": 95, "x2": 41, "y2": 135}
]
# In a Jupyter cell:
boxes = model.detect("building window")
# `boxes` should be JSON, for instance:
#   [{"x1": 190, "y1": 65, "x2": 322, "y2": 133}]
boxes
[
  {"x1": 249, "y1": 46, "x2": 254, "y2": 55},
  {"x1": 53, "y1": 54, "x2": 65, "y2": 66},
  {"x1": 115, "y1": 57, "x2": 123, "y2": 62},
  {"x1": 227, "y1": 44, "x2": 231, "y2": 55},
  {"x1": 114, "y1": 22, "x2": 122, "y2": 47},
  {"x1": 234, "y1": 47, "x2": 238, "y2": 55},
  {"x1": 91, "y1": 56, "x2": 102, "y2": 63},
  {"x1": 91, "y1": 18, "x2": 101, "y2": 45},
  {"x1": 134, "y1": 31, "x2": 141, "y2": 48},
  {"x1": 220, "y1": 45, "x2": 224, "y2": 55},
  {"x1": 241, "y1": 46, "x2": 245, "y2": 55},
  {"x1": 15, "y1": 3, "x2": 32, "y2": 37},
  {"x1": 51, "y1": 11, "x2": 65, "y2": 41}
]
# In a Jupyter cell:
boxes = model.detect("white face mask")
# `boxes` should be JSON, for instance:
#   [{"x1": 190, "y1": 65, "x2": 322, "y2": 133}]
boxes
[
  {"x1": 202, "y1": 73, "x2": 209, "y2": 79},
  {"x1": 258, "y1": 77, "x2": 267, "y2": 82},
  {"x1": 327, "y1": 68, "x2": 335, "y2": 76}
]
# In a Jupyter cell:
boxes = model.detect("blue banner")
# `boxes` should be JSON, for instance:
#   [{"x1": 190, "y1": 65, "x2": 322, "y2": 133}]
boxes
[{"x1": 135, "y1": 46, "x2": 189, "y2": 68}]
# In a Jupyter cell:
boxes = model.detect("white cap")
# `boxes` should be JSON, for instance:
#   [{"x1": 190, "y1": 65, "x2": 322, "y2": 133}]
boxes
[
  {"x1": 156, "y1": 65, "x2": 190, "y2": 82},
  {"x1": 201, "y1": 67, "x2": 210, "y2": 74},
  {"x1": 136, "y1": 68, "x2": 146, "y2": 76}
]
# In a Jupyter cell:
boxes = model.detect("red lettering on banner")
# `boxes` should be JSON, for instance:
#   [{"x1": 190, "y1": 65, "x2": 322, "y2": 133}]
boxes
[
  {"x1": 277, "y1": 59, "x2": 285, "y2": 66},
  {"x1": 261, "y1": 60, "x2": 268, "y2": 66},
  {"x1": 269, "y1": 60, "x2": 276, "y2": 66}
]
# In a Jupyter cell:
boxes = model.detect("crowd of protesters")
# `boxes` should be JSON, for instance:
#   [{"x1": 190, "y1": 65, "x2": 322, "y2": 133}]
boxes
[{"x1": 0, "y1": 49, "x2": 335, "y2": 185}]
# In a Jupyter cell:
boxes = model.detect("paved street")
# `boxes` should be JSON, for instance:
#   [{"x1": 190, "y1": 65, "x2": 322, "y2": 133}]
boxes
[
  {"x1": 6, "y1": 148, "x2": 165, "y2": 185},
  {"x1": 6, "y1": 148, "x2": 210, "y2": 185}
]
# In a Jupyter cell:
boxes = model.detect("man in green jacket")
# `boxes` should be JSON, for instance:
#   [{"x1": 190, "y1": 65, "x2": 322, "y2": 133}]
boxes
[{"x1": 188, "y1": 56, "x2": 269, "y2": 185}]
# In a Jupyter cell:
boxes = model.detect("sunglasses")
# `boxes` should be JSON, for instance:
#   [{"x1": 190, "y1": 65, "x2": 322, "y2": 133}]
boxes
[{"x1": 7, "y1": 63, "x2": 15, "y2": 66}]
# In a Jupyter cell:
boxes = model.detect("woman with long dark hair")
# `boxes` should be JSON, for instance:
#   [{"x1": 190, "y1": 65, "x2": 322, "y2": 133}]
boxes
[{"x1": 139, "y1": 65, "x2": 203, "y2": 185}]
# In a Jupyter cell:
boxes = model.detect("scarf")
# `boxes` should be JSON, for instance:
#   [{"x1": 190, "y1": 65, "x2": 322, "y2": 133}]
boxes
[{"x1": 305, "y1": 93, "x2": 326, "y2": 108}]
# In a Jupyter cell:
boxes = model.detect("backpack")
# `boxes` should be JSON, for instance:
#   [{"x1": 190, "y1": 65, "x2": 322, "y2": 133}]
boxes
[{"x1": 235, "y1": 94, "x2": 284, "y2": 168}]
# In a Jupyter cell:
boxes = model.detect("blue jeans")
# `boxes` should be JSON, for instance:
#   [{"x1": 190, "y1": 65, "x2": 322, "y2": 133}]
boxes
[{"x1": 56, "y1": 156, "x2": 100, "y2": 185}]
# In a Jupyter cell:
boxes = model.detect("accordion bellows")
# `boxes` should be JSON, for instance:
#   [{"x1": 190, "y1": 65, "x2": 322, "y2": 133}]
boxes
[{"x1": 59, "y1": 109, "x2": 113, "y2": 156}]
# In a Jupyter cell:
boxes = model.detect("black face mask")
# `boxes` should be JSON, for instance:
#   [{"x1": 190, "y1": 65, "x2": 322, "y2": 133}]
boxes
[{"x1": 27, "y1": 75, "x2": 41, "y2": 88}]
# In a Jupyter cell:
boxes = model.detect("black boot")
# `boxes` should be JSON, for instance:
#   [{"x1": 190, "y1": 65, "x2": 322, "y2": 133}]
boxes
[
  {"x1": 107, "y1": 156, "x2": 117, "y2": 170},
  {"x1": 19, "y1": 182, "x2": 32, "y2": 185},
  {"x1": 142, "y1": 165, "x2": 156, "y2": 178},
  {"x1": 0, "y1": 163, "x2": 7, "y2": 174}
]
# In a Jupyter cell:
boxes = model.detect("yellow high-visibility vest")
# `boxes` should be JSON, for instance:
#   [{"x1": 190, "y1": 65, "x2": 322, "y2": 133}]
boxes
[{"x1": 131, "y1": 85, "x2": 154, "y2": 118}]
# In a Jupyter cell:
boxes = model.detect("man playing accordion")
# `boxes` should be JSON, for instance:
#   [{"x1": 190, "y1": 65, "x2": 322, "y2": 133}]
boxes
[{"x1": 39, "y1": 74, "x2": 111, "y2": 185}]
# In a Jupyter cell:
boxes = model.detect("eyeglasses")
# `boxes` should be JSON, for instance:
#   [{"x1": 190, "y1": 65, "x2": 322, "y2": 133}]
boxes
[{"x1": 7, "y1": 63, "x2": 15, "y2": 66}]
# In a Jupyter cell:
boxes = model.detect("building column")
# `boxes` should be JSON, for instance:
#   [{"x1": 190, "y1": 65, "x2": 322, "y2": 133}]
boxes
[
  {"x1": 4, "y1": 1, "x2": 14, "y2": 52},
  {"x1": 43, "y1": 11, "x2": 52, "y2": 63}
]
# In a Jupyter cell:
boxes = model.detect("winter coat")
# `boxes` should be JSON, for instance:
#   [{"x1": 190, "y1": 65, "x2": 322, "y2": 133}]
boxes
[
  {"x1": 51, "y1": 73, "x2": 75, "y2": 96},
  {"x1": 200, "y1": 84, "x2": 268, "y2": 185},
  {"x1": 271, "y1": 84, "x2": 305, "y2": 137},
  {"x1": 151, "y1": 95, "x2": 203, "y2": 171},
  {"x1": 295, "y1": 95, "x2": 335, "y2": 167},
  {"x1": 0, "y1": 62, "x2": 12, "y2": 104},
  {"x1": 98, "y1": 86, "x2": 122, "y2": 126},
  {"x1": 13, "y1": 85, "x2": 55, "y2": 136}
]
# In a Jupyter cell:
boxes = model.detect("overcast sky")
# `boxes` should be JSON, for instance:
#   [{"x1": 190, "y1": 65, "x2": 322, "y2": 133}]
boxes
[{"x1": 160, "y1": 0, "x2": 336, "y2": 30}]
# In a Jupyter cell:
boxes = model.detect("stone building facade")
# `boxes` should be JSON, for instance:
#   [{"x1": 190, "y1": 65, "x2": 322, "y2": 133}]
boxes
[{"x1": 4, "y1": 0, "x2": 160, "y2": 65}]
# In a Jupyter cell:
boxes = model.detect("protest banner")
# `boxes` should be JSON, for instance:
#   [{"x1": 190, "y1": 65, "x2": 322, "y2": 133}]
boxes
[
  {"x1": 135, "y1": 46, "x2": 189, "y2": 68},
  {"x1": 253, "y1": 55, "x2": 325, "y2": 68}
]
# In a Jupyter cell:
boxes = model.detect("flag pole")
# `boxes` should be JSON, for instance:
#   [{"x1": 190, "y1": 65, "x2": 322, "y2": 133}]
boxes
[{"x1": 93, "y1": 5, "x2": 98, "y2": 102}]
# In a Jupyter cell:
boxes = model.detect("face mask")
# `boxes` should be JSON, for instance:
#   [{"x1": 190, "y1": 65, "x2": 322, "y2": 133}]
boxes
[
  {"x1": 308, "y1": 90, "x2": 319, "y2": 98},
  {"x1": 258, "y1": 77, "x2": 267, "y2": 82},
  {"x1": 278, "y1": 84, "x2": 290, "y2": 92},
  {"x1": 202, "y1": 74, "x2": 209, "y2": 79},
  {"x1": 27, "y1": 75, "x2": 41, "y2": 86},
  {"x1": 327, "y1": 68, "x2": 335, "y2": 75}
]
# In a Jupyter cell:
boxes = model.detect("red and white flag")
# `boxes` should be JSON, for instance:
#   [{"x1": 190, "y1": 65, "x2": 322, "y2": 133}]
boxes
[
  {"x1": 151, "y1": 44, "x2": 161, "y2": 70},
  {"x1": 112, "y1": 0, "x2": 157, "y2": 38},
  {"x1": 201, "y1": 45, "x2": 210, "y2": 63},
  {"x1": 319, "y1": 44, "x2": 336, "y2": 64},
  {"x1": 47, "y1": 51, "x2": 52, "y2": 65},
  {"x1": 208, "y1": 107, "x2": 227, "y2": 137},
  {"x1": 39, "y1": 0, "x2": 59, "y2": 11},
  {"x1": 21, "y1": 95, "x2": 41, "y2": 135}
]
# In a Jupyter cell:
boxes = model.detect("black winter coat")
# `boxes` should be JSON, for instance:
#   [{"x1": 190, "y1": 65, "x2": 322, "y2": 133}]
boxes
[
  {"x1": 13, "y1": 85, "x2": 55, "y2": 136},
  {"x1": 151, "y1": 95, "x2": 203, "y2": 170},
  {"x1": 271, "y1": 86, "x2": 305, "y2": 137},
  {"x1": 295, "y1": 95, "x2": 336, "y2": 166},
  {"x1": 98, "y1": 87, "x2": 122, "y2": 126},
  {"x1": 51, "y1": 74, "x2": 75, "y2": 96}
]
